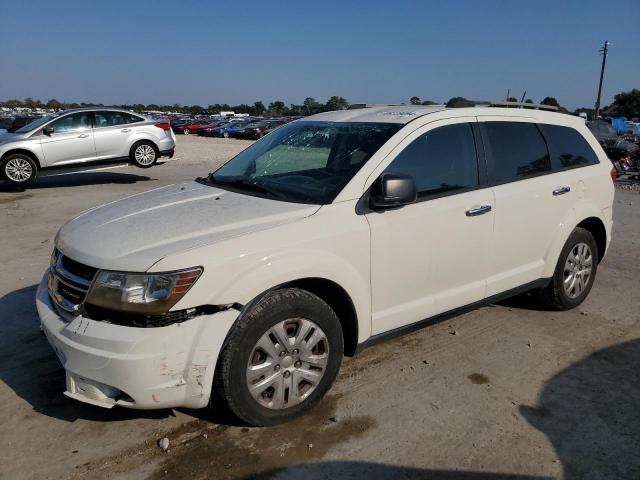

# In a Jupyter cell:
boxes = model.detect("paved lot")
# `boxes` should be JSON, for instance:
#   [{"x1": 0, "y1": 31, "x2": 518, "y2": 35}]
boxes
[{"x1": 1, "y1": 135, "x2": 639, "y2": 480}]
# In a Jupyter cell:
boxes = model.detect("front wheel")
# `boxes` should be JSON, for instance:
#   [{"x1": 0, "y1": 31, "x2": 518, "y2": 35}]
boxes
[
  {"x1": 130, "y1": 141, "x2": 158, "y2": 168},
  {"x1": 539, "y1": 227, "x2": 598, "y2": 310},
  {"x1": 183, "y1": 128, "x2": 190, "y2": 135},
  {"x1": 1, "y1": 154, "x2": 37, "y2": 188},
  {"x1": 223, "y1": 131, "x2": 230, "y2": 138},
  {"x1": 214, "y1": 288, "x2": 343, "y2": 426}
]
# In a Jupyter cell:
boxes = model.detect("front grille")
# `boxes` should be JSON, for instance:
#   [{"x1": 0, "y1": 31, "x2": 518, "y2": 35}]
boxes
[{"x1": 48, "y1": 250, "x2": 97, "y2": 316}]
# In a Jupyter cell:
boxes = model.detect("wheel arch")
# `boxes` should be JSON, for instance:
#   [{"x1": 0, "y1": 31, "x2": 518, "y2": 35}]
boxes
[
  {"x1": 1, "y1": 148, "x2": 41, "y2": 169},
  {"x1": 576, "y1": 216, "x2": 607, "y2": 263}
]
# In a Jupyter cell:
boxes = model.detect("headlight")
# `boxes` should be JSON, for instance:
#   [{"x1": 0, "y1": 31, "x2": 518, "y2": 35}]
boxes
[{"x1": 85, "y1": 267, "x2": 202, "y2": 314}]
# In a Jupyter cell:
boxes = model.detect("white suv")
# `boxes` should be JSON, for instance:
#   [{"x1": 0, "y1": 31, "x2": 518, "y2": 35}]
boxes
[
  {"x1": 0, "y1": 108, "x2": 176, "y2": 188},
  {"x1": 37, "y1": 105, "x2": 614, "y2": 425}
]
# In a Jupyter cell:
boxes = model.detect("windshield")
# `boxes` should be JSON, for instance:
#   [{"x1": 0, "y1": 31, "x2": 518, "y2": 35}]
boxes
[
  {"x1": 207, "y1": 121, "x2": 401, "y2": 204},
  {"x1": 15, "y1": 115, "x2": 57, "y2": 133}
]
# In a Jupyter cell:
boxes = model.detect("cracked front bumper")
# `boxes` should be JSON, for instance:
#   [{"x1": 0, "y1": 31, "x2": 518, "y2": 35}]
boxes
[{"x1": 36, "y1": 273, "x2": 238, "y2": 410}]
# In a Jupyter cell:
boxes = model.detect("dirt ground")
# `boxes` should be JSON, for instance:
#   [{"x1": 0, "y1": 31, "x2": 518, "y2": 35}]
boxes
[{"x1": 1, "y1": 135, "x2": 638, "y2": 480}]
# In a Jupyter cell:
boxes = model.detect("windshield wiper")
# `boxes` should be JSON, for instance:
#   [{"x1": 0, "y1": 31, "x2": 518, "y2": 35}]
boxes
[{"x1": 206, "y1": 175, "x2": 284, "y2": 198}]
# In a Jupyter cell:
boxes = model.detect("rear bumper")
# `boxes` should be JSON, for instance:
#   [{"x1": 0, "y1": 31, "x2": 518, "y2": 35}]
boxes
[
  {"x1": 159, "y1": 148, "x2": 174, "y2": 158},
  {"x1": 36, "y1": 274, "x2": 238, "y2": 410}
]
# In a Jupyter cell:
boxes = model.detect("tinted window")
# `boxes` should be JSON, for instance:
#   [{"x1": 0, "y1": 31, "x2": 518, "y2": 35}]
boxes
[
  {"x1": 49, "y1": 112, "x2": 91, "y2": 133},
  {"x1": 385, "y1": 123, "x2": 478, "y2": 197},
  {"x1": 539, "y1": 124, "x2": 599, "y2": 168},
  {"x1": 94, "y1": 111, "x2": 141, "y2": 127},
  {"x1": 483, "y1": 122, "x2": 550, "y2": 183}
]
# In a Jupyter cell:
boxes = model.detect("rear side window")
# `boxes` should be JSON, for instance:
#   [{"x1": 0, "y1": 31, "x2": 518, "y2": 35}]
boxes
[
  {"x1": 538, "y1": 124, "x2": 599, "y2": 169},
  {"x1": 94, "y1": 111, "x2": 142, "y2": 127},
  {"x1": 385, "y1": 123, "x2": 478, "y2": 197},
  {"x1": 482, "y1": 122, "x2": 550, "y2": 183}
]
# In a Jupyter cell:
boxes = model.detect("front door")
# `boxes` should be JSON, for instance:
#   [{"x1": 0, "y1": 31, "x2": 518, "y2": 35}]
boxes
[
  {"x1": 366, "y1": 118, "x2": 494, "y2": 335},
  {"x1": 40, "y1": 112, "x2": 95, "y2": 167}
]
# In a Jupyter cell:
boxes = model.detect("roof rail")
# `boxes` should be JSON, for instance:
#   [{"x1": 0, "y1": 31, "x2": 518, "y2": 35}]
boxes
[
  {"x1": 488, "y1": 101, "x2": 559, "y2": 112},
  {"x1": 347, "y1": 103, "x2": 404, "y2": 110}
]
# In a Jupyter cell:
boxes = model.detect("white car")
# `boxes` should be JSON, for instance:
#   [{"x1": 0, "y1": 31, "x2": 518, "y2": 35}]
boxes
[
  {"x1": 37, "y1": 105, "x2": 614, "y2": 425},
  {"x1": 0, "y1": 108, "x2": 176, "y2": 188}
]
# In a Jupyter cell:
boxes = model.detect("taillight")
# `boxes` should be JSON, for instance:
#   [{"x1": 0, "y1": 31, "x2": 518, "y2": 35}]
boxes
[
  {"x1": 610, "y1": 166, "x2": 617, "y2": 184},
  {"x1": 155, "y1": 122, "x2": 170, "y2": 131}
]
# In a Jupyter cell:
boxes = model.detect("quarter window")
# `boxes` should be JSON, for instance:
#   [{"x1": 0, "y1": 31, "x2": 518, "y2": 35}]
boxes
[
  {"x1": 483, "y1": 122, "x2": 551, "y2": 183},
  {"x1": 384, "y1": 123, "x2": 478, "y2": 197},
  {"x1": 538, "y1": 124, "x2": 599, "y2": 168},
  {"x1": 48, "y1": 112, "x2": 91, "y2": 133}
]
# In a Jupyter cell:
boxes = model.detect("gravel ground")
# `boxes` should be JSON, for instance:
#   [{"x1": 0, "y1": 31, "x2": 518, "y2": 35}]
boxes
[{"x1": 0, "y1": 135, "x2": 639, "y2": 480}]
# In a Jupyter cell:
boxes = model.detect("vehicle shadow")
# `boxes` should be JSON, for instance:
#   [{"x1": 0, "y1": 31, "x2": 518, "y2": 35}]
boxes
[
  {"x1": 252, "y1": 462, "x2": 547, "y2": 479},
  {"x1": 520, "y1": 338, "x2": 640, "y2": 479},
  {"x1": 0, "y1": 171, "x2": 152, "y2": 191},
  {"x1": 0, "y1": 285, "x2": 172, "y2": 422}
]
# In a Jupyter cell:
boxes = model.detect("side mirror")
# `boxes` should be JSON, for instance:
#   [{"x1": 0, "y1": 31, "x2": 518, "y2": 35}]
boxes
[
  {"x1": 43, "y1": 126, "x2": 54, "y2": 136},
  {"x1": 370, "y1": 173, "x2": 417, "y2": 209}
]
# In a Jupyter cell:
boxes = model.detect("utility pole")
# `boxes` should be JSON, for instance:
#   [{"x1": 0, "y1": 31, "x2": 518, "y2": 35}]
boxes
[{"x1": 594, "y1": 40, "x2": 610, "y2": 120}]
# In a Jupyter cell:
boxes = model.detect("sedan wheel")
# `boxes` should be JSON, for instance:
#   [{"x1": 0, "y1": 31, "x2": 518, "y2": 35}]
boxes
[
  {"x1": 130, "y1": 142, "x2": 158, "y2": 168},
  {"x1": 5, "y1": 157, "x2": 33, "y2": 182},
  {"x1": 223, "y1": 131, "x2": 229, "y2": 138},
  {"x1": 183, "y1": 128, "x2": 190, "y2": 135}
]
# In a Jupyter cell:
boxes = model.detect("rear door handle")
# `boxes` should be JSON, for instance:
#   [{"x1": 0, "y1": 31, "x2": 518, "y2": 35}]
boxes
[
  {"x1": 121, "y1": 128, "x2": 131, "y2": 133},
  {"x1": 466, "y1": 205, "x2": 492, "y2": 217},
  {"x1": 553, "y1": 186, "x2": 571, "y2": 196},
  {"x1": 78, "y1": 133, "x2": 90, "y2": 138}
]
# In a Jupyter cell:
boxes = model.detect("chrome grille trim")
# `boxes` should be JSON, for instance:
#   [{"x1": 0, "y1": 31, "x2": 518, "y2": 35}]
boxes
[{"x1": 48, "y1": 250, "x2": 97, "y2": 317}]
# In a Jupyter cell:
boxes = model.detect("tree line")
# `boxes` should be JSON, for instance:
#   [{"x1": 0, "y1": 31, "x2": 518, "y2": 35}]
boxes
[{"x1": 1, "y1": 89, "x2": 638, "y2": 117}]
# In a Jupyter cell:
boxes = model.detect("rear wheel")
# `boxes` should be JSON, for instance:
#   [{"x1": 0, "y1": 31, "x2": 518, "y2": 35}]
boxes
[
  {"x1": 214, "y1": 288, "x2": 343, "y2": 426},
  {"x1": 1, "y1": 153, "x2": 37, "y2": 188},
  {"x1": 130, "y1": 141, "x2": 158, "y2": 168},
  {"x1": 223, "y1": 131, "x2": 230, "y2": 138},
  {"x1": 539, "y1": 227, "x2": 598, "y2": 310},
  {"x1": 183, "y1": 128, "x2": 190, "y2": 135}
]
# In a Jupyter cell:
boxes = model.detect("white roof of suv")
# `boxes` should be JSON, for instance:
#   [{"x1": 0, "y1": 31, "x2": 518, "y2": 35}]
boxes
[{"x1": 306, "y1": 104, "x2": 585, "y2": 127}]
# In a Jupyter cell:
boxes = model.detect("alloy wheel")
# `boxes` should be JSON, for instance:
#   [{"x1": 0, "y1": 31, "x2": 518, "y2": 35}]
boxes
[
  {"x1": 246, "y1": 318, "x2": 329, "y2": 410},
  {"x1": 5, "y1": 158, "x2": 33, "y2": 182},
  {"x1": 134, "y1": 145, "x2": 156, "y2": 166},
  {"x1": 563, "y1": 242, "x2": 593, "y2": 298}
]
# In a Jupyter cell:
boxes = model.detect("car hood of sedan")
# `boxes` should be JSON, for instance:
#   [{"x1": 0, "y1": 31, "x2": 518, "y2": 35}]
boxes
[
  {"x1": 0, "y1": 132, "x2": 27, "y2": 145},
  {"x1": 56, "y1": 181, "x2": 321, "y2": 272}
]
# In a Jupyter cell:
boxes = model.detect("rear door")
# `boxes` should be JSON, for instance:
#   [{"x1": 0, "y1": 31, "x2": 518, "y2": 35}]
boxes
[
  {"x1": 40, "y1": 112, "x2": 95, "y2": 167},
  {"x1": 479, "y1": 118, "x2": 574, "y2": 296},
  {"x1": 92, "y1": 110, "x2": 144, "y2": 160}
]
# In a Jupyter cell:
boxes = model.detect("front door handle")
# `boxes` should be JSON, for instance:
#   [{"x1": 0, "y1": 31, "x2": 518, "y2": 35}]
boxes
[
  {"x1": 121, "y1": 128, "x2": 131, "y2": 133},
  {"x1": 466, "y1": 205, "x2": 492, "y2": 217},
  {"x1": 553, "y1": 186, "x2": 571, "y2": 196},
  {"x1": 78, "y1": 133, "x2": 90, "y2": 138}
]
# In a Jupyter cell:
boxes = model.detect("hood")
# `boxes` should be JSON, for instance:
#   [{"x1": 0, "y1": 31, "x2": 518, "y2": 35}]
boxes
[
  {"x1": 0, "y1": 132, "x2": 27, "y2": 145},
  {"x1": 56, "y1": 181, "x2": 321, "y2": 272}
]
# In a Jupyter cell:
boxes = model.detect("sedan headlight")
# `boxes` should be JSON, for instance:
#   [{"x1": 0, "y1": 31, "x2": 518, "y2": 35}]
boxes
[{"x1": 86, "y1": 267, "x2": 202, "y2": 314}]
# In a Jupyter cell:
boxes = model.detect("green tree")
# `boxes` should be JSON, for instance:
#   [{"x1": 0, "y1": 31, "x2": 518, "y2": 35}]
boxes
[
  {"x1": 45, "y1": 99, "x2": 62, "y2": 109},
  {"x1": 303, "y1": 97, "x2": 321, "y2": 115},
  {"x1": 421, "y1": 100, "x2": 439, "y2": 105},
  {"x1": 410, "y1": 96, "x2": 421, "y2": 105},
  {"x1": 507, "y1": 97, "x2": 518, "y2": 102},
  {"x1": 252, "y1": 101, "x2": 266, "y2": 116},
  {"x1": 540, "y1": 97, "x2": 560, "y2": 108},
  {"x1": 525, "y1": 99, "x2": 534, "y2": 104},
  {"x1": 268, "y1": 101, "x2": 286, "y2": 116},
  {"x1": 325, "y1": 96, "x2": 349, "y2": 111},
  {"x1": 611, "y1": 89, "x2": 640, "y2": 117}
]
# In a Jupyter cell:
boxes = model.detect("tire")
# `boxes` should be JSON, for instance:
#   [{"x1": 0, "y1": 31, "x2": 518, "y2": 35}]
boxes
[
  {"x1": 183, "y1": 128, "x2": 190, "y2": 135},
  {"x1": 214, "y1": 288, "x2": 344, "y2": 426},
  {"x1": 130, "y1": 141, "x2": 158, "y2": 169},
  {"x1": 223, "y1": 131, "x2": 230, "y2": 138},
  {"x1": 1, "y1": 153, "x2": 37, "y2": 188},
  {"x1": 538, "y1": 227, "x2": 599, "y2": 310}
]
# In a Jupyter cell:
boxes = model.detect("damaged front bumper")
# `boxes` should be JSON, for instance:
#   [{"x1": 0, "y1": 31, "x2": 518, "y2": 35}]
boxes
[{"x1": 36, "y1": 274, "x2": 239, "y2": 410}]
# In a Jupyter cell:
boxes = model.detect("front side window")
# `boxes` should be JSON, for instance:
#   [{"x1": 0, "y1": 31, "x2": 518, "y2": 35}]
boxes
[
  {"x1": 483, "y1": 122, "x2": 551, "y2": 183},
  {"x1": 208, "y1": 121, "x2": 401, "y2": 204},
  {"x1": 539, "y1": 124, "x2": 599, "y2": 168},
  {"x1": 48, "y1": 112, "x2": 91, "y2": 133},
  {"x1": 14, "y1": 115, "x2": 56, "y2": 133},
  {"x1": 384, "y1": 123, "x2": 478, "y2": 197}
]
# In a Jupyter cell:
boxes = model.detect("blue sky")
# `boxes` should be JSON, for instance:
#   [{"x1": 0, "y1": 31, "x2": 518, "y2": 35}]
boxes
[{"x1": 1, "y1": 0, "x2": 638, "y2": 110}]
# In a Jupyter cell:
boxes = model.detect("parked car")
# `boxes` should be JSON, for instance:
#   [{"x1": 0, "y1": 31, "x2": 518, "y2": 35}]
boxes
[
  {"x1": 198, "y1": 121, "x2": 230, "y2": 137},
  {"x1": 173, "y1": 120, "x2": 212, "y2": 135},
  {"x1": 233, "y1": 119, "x2": 288, "y2": 139},
  {"x1": 0, "y1": 108, "x2": 176, "y2": 188},
  {"x1": 0, "y1": 115, "x2": 42, "y2": 133},
  {"x1": 212, "y1": 120, "x2": 256, "y2": 138},
  {"x1": 587, "y1": 120, "x2": 639, "y2": 160},
  {"x1": 38, "y1": 105, "x2": 614, "y2": 426}
]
